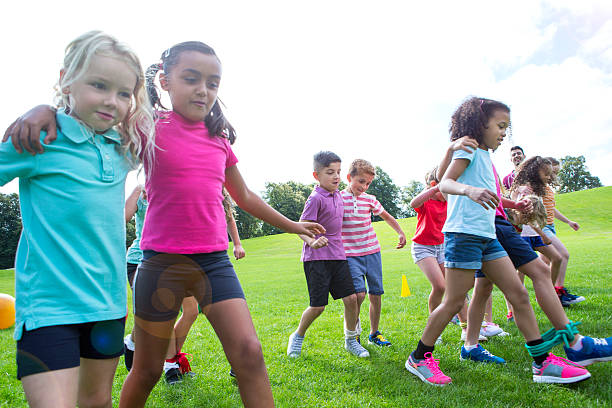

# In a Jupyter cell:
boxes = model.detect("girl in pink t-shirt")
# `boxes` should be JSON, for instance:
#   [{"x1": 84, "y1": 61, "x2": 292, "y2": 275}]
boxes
[{"x1": 120, "y1": 41, "x2": 323, "y2": 408}]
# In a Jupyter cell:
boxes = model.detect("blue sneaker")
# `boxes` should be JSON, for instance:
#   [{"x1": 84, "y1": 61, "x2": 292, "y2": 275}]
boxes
[
  {"x1": 368, "y1": 331, "x2": 391, "y2": 347},
  {"x1": 460, "y1": 344, "x2": 506, "y2": 364},
  {"x1": 564, "y1": 336, "x2": 612, "y2": 366}
]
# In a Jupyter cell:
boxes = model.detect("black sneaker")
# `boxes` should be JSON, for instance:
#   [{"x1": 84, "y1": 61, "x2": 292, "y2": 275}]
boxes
[
  {"x1": 165, "y1": 367, "x2": 183, "y2": 385},
  {"x1": 123, "y1": 336, "x2": 134, "y2": 372}
]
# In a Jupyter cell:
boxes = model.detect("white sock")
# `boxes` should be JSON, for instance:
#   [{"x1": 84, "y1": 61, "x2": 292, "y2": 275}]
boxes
[
  {"x1": 164, "y1": 361, "x2": 179, "y2": 372},
  {"x1": 464, "y1": 344, "x2": 478, "y2": 352},
  {"x1": 344, "y1": 329, "x2": 358, "y2": 340},
  {"x1": 570, "y1": 335, "x2": 584, "y2": 351},
  {"x1": 124, "y1": 333, "x2": 135, "y2": 351}
]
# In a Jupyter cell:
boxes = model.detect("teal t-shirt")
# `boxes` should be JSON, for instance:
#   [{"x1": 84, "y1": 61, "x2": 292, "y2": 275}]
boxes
[
  {"x1": 0, "y1": 110, "x2": 132, "y2": 340},
  {"x1": 442, "y1": 148, "x2": 497, "y2": 239},
  {"x1": 126, "y1": 194, "x2": 148, "y2": 264}
]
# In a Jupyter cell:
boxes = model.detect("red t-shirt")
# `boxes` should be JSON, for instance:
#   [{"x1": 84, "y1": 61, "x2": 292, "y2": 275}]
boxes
[{"x1": 412, "y1": 199, "x2": 447, "y2": 245}]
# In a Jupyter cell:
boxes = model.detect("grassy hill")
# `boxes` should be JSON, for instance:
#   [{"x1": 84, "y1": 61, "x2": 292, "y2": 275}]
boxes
[{"x1": 0, "y1": 187, "x2": 611, "y2": 407}]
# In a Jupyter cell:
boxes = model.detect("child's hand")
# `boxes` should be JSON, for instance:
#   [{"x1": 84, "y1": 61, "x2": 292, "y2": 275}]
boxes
[
  {"x1": 293, "y1": 221, "x2": 326, "y2": 238},
  {"x1": 515, "y1": 198, "x2": 533, "y2": 214},
  {"x1": 2, "y1": 105, "x2": 57, "y2": 154},
  {"x1": 466, "y1": 187, "x2": 499, "y2": 210},
  {"x1": 233, "y1": 245, "x2": 246, "y2": 260},
  {"x1": 309, "y1": 236, "x2": 329, "y2": 249},
  {"x1": 396, "y1": 233, "x2": 407, "y2": 249},
  {"x1": 450, "y1": 136, "x2": 478, "y2": 154},
  {"x1": 568, "y1": 220, "x2": 580, "y2": 231}
]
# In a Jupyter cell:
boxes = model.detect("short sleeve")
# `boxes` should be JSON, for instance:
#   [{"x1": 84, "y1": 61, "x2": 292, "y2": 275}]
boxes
[
  {"x1": 300, "y1": 193, "x2": 320, "y2": 222},
  {"x1": 0, "y1": 137, "x2": 38, "y2": 186},
  {"x1": 370, "y1": 196, "x2": 384, "y2": 216},
  {"x1": 453, "y1": 148, "x2": 475, "y2": 162},
  {"x1": 225, "y1": 140, "x2": 238, "y2": 169}
]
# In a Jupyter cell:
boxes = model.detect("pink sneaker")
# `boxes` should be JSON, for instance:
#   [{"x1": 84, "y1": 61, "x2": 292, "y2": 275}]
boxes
[
  {"x1": 532, "y1": 353, "x2": 591, "y2": 384},
  {"x1": 405, "y1": 352, "x2": 452, "y2": 386}
]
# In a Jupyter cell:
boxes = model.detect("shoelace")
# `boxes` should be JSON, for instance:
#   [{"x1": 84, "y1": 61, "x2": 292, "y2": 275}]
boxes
[
  {"x1": 422, "y1": 352, "x2": 445, "y2": 376},
  {"x1": 290, "y1": 335, "x2": 303, "y2": 352},
  {"x1": 376, "y1": 334, "x2": 388, "y2": 342},
  {"x1": 175, "y1": 352, "x2": 193, "y2": 374},
  {"x1": 479, "y1": 348, "x2": 495, "y2": 357},
  {"x1": 545, "y1": 353, "x2": 586, "y2": 369},
  {"x1": 593, "y1": 338, "x2": 609, "y2": 346}
]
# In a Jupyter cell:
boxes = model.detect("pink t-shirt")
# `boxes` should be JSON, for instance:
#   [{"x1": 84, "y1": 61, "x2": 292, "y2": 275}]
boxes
[
  {"x1": 492, "y1": 164, "x2": 507, "y2": 220},
  {"x1": 340, "y1": 190, "x2": 384, "y2": 257},
  {"x1": 140, "y1": 111, "x2": 238, "y2": 253}
]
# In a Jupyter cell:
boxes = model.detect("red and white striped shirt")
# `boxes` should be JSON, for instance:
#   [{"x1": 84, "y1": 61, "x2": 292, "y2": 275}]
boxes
[{"x1": 340, "y1": 190, "x2": 384, "y2": 257}]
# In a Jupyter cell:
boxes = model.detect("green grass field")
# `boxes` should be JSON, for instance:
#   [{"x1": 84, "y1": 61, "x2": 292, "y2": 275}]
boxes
[{"x1": 1, "y1": 187, "x2": 611, "y2": 407}]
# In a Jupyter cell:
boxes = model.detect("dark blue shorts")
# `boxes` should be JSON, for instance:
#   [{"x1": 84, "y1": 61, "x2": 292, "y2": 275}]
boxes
[
  {"x1": 444, "y1": 232, "x2": 507, "y2": 270},
  {"x1": 16, "y1": 317, "x2": 126, "y2": 379},
  {"x1": 494, "y1": 217, "x2": 539, "y2": 269},
  {"x1": 522, "y1": 236, "x2": 548, "y2": 249},
  {"x1": 134, "y1": 250, "x2": 245, "y2": 321}
]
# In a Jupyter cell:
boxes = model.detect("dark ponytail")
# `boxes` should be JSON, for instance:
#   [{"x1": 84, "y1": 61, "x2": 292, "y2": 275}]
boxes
[{"x1": 148, "y1": 41, "x2": 237, "y2": 143}]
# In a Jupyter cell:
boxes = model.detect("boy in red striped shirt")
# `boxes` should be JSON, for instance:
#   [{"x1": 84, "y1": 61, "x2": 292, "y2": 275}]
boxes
[{"x1": 341, "y1": 159, "x2": 407, "y2": 346}]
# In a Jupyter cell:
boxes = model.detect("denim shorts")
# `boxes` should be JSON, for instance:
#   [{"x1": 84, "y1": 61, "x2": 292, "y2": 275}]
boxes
[
  {"x1": 542, "y1": 224, "x2": 556, "y2": 237},
  {"x1": 444, "y1": 232, "x2": 507, "y2": 269},
  {"x1": 411, "y1": 242, "x2": 445, "y2": 264},
  {"x1": 495, "y1": 217, "x2": 539, "y2": 269},
  {"x1": 347, "y1": 252, "x2": 384, "y2": 295},
  {"x1": 522, "y1": 236, "x2": 547, "y2": 249}
]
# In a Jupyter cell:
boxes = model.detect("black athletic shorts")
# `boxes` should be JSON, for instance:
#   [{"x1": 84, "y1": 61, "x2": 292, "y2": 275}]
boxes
[{"x1": 303, "y1": 260, "x2": 356, "y2": 307}]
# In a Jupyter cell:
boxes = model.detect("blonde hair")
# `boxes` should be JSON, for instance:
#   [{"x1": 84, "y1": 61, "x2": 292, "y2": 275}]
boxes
[
  {"x1": 56, "y1": 31, "x2": 155, "y2": 168},
  {"x1": 349, "y1": 159, "x2": 376, "y2": 177},
  {"x1": 506, "y1": 194, "x2": 547, "y2": 229}
]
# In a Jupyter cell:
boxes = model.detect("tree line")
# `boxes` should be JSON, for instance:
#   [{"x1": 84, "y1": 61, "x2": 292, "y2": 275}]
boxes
[{"x1": 0, "y1": 156, "x2": 603, "y2": 269}]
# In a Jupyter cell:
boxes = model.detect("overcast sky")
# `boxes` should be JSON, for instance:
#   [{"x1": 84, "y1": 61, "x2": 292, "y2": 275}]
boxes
[{"x1": 1, "y1": 0, "x2": 610, "y2": 199}]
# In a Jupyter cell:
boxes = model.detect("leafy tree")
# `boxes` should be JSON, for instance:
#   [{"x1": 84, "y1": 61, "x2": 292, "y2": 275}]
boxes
[
  {"x1": 126, "y1": 219, "x2": 136, "y2": 249},
  {"x1": 558, "y1": 155, "x2": 602, "y2": 193},
  {"x1": 233, "y1": 206, "x2": 262, "y2": 239},
  {"x1": 0, "y1": 193, "x2": 22, "y2": 269},
  {"x1": 399, "y1": 180, "x2": 425, "y2": 218},
  {"x1": 367, "y1": 166, "x2": 402, "y2": 221},
  {"x1": 261, "y1": 181, "x2": 314, "y2": 235}
]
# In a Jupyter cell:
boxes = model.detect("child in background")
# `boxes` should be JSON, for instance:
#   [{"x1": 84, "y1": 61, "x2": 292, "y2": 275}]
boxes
[
  {"x1": 0, "y1": 31, "x2": 155, "y2": 407},
  {"x1": 405, "y1": 97, "x2": 590, "y2": 386},
  {"x1": 410, "y1": 164, "x2": 486, "y2": 344},
  {"x1": 340, "y1": 159, "x2": 406, "y2": 347},
  {"x1": 287, "y1": 152, "x2": 369, "y2": 358},
  {"x1": 541, "y1": 157, "x2": 584, "y2": 306}
]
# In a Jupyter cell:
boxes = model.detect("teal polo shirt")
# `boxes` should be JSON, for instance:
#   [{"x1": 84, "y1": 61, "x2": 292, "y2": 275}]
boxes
[{"x1": 0, "y1": 110, "x2": 132, "y2": 340}]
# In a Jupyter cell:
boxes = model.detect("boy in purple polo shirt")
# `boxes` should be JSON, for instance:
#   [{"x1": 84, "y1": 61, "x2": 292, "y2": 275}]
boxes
[{"x1": 287, "y1": 151, "x2": 370, "y2": 358}]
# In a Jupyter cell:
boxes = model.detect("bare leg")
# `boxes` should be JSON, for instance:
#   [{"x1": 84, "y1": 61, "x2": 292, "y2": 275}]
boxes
[
  {"x1": 206, "y1": 298, "x2": 274, "y2": 408},
  {"x1": 548, "y1": 235, "x2": 570, "y2": 286},
  {"x1": 119, "y1": 318, "x2": 175, "y2": 408},
  {"x1": 368, "y1": 294, "x2": 381, "y2": 334},
  {"x1": 535, "y1": 245, "x2": 562, "y2": 285},
  {"x1": 466, "y1": 278, "x2": 493, "y2": 346},
  {"x1": 342, "y1": 293, "x2": 359, "y2": 332},
  {"x1": 416, "y1": 257, "x2": 446, "y2": 314},
  {"x1": 296, "y1": 306, "x2": 325, "y2": 336},
  {"x1": 78, "y1": 357, "x2": 119, "y2": 408},
  {"x1": 22, "y1": 368, "x2": 79, "y2": 408},
  {"x1": 172, "y1": 296, "x2": 199, "y2": 355}
]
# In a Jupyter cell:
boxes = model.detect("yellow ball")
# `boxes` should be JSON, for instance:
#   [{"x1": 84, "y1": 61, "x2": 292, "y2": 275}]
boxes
[{"x1": 0, "y1": 294, "x2": 16, "y2": 329}]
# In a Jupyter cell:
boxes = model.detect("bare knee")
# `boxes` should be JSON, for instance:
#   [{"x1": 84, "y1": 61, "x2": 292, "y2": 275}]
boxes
[
  {"x1": 431, "y1": 280, "x2": 446, "y2": 297},
  {"x1": 233, "y1": 337, "x2": 265, "y2": 371},
  {"x1": 309, "y1": 306, "x2": 325, "y2": 317},
  {"x1": 78, "y1": 389, "x2": 112, "y2": 408}
]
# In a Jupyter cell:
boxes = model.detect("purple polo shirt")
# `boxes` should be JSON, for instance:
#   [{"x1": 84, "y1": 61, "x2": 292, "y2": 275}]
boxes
[{"x1": 300, "y1": 185, "x2": 346, "y2": 261}]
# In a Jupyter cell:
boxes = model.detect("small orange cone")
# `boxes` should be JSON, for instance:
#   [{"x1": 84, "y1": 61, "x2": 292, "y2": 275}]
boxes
[{"x1": 401, "y1": 274, "x2": 411, "y2": 297}]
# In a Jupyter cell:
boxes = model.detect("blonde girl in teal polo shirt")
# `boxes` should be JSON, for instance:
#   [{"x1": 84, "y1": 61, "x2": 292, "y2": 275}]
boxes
[{"x1": 0, "y1": 31, "x2": 154, "y2": 407}]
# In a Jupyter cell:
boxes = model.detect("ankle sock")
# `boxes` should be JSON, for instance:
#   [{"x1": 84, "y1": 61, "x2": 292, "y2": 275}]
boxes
[
  {"x1": 463, "y1": 344, "x2": 478, "y2": 352},
  {"x1": 414, "y1": 339, "x2": 435, "y2": 360},
  {"x1": 569, "y1": 335, "x2": 584, "y2": 351},
  {"x1": 164, "y1": 360, "x2": 179, "y2": 372},
  {"x1": 124, "y1": 334, "x2": 135, "y2": 351},
  {"x1": 344, "y1": 328, "x2": 358, "y2": 340},
  {"x1": 526, "y1": 338, "x2": 547, "y2": 365}
]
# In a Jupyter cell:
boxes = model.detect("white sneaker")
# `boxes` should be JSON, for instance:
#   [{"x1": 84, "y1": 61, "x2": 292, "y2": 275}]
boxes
[
  {"x1": 480, "y1": 322, "x2": 504, "y2": 337},
  {"x1": 461, "y1": 328, "x2": 487, "y2": 342},
  {"x1": 345, "y1": 337, "x2": 370, "y2": 358},
  {"x1": 435, "y1": 336, "x2": 443, "y2": 345},
  {"x1": 287, "y1": 332, "x2": 304, "y2": 357}
]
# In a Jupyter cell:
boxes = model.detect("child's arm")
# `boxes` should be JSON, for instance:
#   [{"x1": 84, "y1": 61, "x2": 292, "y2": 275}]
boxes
[
  {"x1": 226, "y1": 212, "x2": 246, "y2": 259},
  {"x1": 298, "y1": 230, "x2": 329, "y2": 249},
  {"x1": 2, "y1": 105, "x2": 57, "y2": 154},
  {"x1": 533, "y1": 225, "x2": 552, "y2": 245},
  {"x1": 501, "y1": 196, "x2": 533, "y2": 214},
  {"x1": 436, "y1": 136, "x2": 479, "y2": 181},
  {"x1": 554, "y1": 208, "x2": 580, "y2": 231},
  {"x1": 379, "y1": 210, "x2": 407, "y2": 249},
  {"x1": 125, "y1": 185, "x2": 142, "y2": 223},
  {"x1": 410, "y1": 185, "x2": 439, "y2": 209},
  {"x1": 439, "y1": 159, "x2": 499, "y2": 210},
  {"x1": 225, "y1": 165, "x2": 325, "y2": 238}
]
